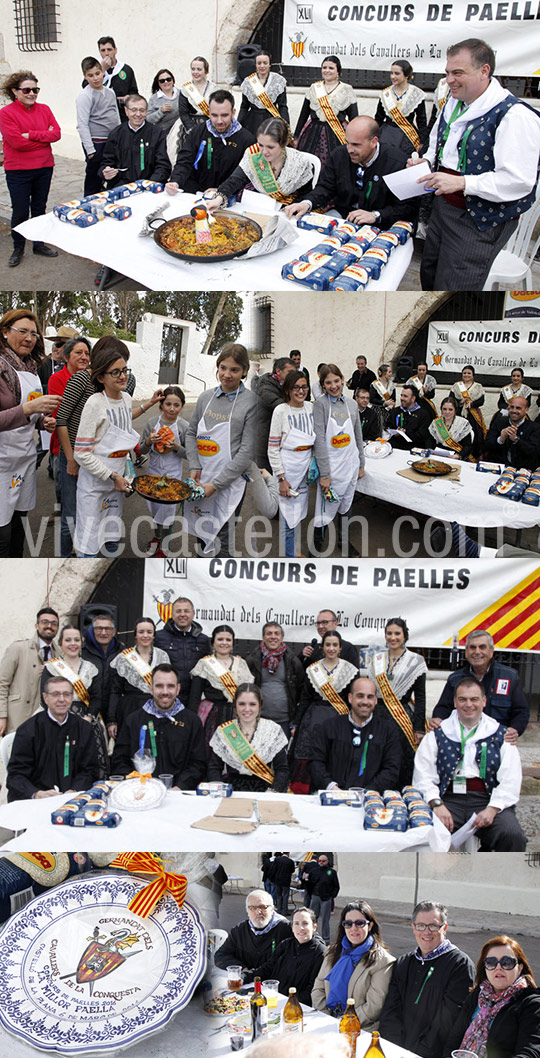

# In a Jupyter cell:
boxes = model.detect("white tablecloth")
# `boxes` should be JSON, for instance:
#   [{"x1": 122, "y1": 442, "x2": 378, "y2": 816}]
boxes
[
  {"x1": 0, "y1": 790, "x2": 450, "y2": 852},
  {"x1": 355, "y1": 449, "x2": 540, "y2": 529},
  {"x1": 15, "y1": 191, "x2": 413, "y2": 291}
]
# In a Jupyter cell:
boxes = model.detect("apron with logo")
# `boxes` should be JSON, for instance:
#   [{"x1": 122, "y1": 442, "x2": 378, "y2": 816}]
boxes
[
  {"x1": 147, "y1": 418, "x2": 184, "y2": 527},
  {"x1": 278, "y1": 422, "x2": 315, "y2": 529},
  {"x1": 182, "y1": 393, "x2": 246, "y2": 552},
  {"x1": 314, "y1": 405, "x2": 359, "y2": 526},
  {"x1": 74, "y1": 395, "x2": 139, "y2": 553},
  {"x1": 0, "y1": 369, "x2": 43, "y2": 526}
]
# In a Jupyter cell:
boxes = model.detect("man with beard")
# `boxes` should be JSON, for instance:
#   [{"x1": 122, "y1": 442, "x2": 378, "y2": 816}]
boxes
[
  {"x1": 0, "y1": 607, "x2": 59, "y2": 734},
  {"x1": 214, "y1": 889, "x2": 291, "y2": 973}
]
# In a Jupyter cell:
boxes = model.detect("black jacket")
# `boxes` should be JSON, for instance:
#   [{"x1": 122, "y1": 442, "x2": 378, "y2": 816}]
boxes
[
  {"x1": 98, "y1": 120, "x2": 170, "y2": 186},
  {"x1": 347, "y1": 368, "x2": 377, "y2": 392},
  {"x1": 256, "y1": 373, "x2": 286, "y2": 463},
  {"x1": 270, "y1": 854, "x2": 295, "y2": 887},
  {"x1": 309, "y1": 712, "x2": 402, "y2": 792},
  {"x1": 214, "y1": 918, "x2": 292, "y2": 972},
  {"x1": 246, "y1": 646, "x2": 305, "y2": 725},
  {"x1": 379, "y1": 946, "x2": 475, "y2": 1058},
  {"x1": 154, "y1": 619, "x2": 210, "y2": 702},
  {"x1": 110, "y1": 704, "x2": 206, "y2": 788},
  {"x1": 387, "y1": 404, "x2": 431, "y2": 449},
  {"x1": 432, "y1": 660, "x2": 529, "y2": 735},
  {"x1": 358, "y1": 405, "x2": 379, "y2": 442},
  {"x1": 7, "y1": 710, "x2": 99, "y2": 801},
  {"x1": 81, "y1": 630, "x2": 125, "y2": 725},
  {"x1": 308, "y1": 142, "x2": 417, "y2": 226},
  {"x1": 310, "y1": 864, "x2": 340, "y2": 901},
  {"x1": 445, "y1": 984, "x2": 540, "y2": 1058},
  {"x1": 170, "y1": 121, "x2": 256, "y2": 192},
  {"x1": 252, "y1": 935, "x2": 327, "y2": 1007},
  {"x1": 485, "y1": 414, "x2": 540, "y2": 472}
]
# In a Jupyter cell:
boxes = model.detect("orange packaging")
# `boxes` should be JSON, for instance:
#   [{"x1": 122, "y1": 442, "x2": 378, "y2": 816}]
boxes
[{"x1": 154, "y1": 426, "x2": 175, "y2": 452}]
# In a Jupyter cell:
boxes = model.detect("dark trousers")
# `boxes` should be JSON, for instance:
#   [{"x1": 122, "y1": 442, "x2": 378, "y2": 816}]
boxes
[
  {"x1": 0, "y1": 511, "x2": 27, "y2": 557},
  {"x1": 420, "y1": 196, "x2": 518, "y2": 291},
  {"x1": 444, "y1": 791, "x2": 527, "y2": 851},
  {"x1": 274, "y1": 884, "x2": 290, "y2": 915},
  {"x1": 84, "y1": 141, "x2": 106, "y2": 196},
  {"x1": 5, "y1": 166, "x2": 53, "y2": 250}
]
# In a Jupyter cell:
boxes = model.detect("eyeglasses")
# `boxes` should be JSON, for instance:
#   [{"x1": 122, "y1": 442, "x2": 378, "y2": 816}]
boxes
[
  {"x1": 344, "y1": 919, "x2": 369, "y2": 929},
  {"x1": 9, "y1": 326, "x2": 39, "y2": 339},
  {"x1": 106, "y1": 367, "x2": 129, "y2": 378},
  {"x1": 484, "y1": 956, "x2": 518, "y2": 970},
  {"x1": 413, "y1": 922, "x2": 444, "y2": 933},
  {"x1": 159, "y1": 77, "x2": 173, "y2": 84},
  {"x1": 19, "y1": 86, "x2": 40, "y2": 94},
  {"x1": 292, "y1": 385, "x2": 308, "y2": 393},
  {"x1": 46, "y1": 691, "x2": 72, "y2": 700},
  {"x1": 248, "y1": 905, "x2": 272, "y2": 912}
]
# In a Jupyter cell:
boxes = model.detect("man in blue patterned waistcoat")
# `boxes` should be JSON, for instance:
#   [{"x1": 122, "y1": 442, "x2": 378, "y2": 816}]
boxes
[
  {"x1": 412, "y1": 676, "x2": 526, "y2": 850},
  {"x1": 409, "y1": 38, "x2": 540, "y2": 290}
]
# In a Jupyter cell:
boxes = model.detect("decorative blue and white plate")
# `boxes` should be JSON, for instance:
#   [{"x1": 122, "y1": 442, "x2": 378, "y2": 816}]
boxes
[
  {"x1": 0, "y1": 871, "x2": 206, "y2": 1055},
  {"x1": 109, "y1": 778, "x2": 166, "y2": 812}
]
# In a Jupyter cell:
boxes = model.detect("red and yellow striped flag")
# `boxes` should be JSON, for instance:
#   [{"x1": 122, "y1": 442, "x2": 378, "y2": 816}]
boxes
[
  {"x1": 110, "y1": 852, "x2": 187, "y2": 918},
  {"x1": 444, "y1": 567, "x2": 540, "y2": 651}
]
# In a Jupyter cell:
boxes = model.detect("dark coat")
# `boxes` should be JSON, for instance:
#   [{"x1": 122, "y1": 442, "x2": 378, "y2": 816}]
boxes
[
  {"x1": 252, "y1": 935, "x2": 327, "y2": 1007},
  {"x1": 346, "y1": 368, "x2": 377, "y2": 392},
  {"x1": 110, "y1": 704, "x2": 206, "y2": 788},
  {"x1": 432, "y1": 660, "x2": 529, "y2": 735},
  {"x1": 214, "y1": 917, "x2": 292, "y2": 972},
  {"x1": 309, "y1": 711, "x2": 402, "y2": 792},
  {"x1": 154, "y1": 619, "x2": 210, "y2": 702},
  {"x1": 170, "y1": 121, "x2": 256, "y2": 192},
  {"x1": 246, "y1": 646, "x2": 305, "y2": 725},
  {"x1": 7, "y1": 710, "x2": 99, "y2": 801},
  {"x1": 444, "y1": 984, "x2": 540, "y2": 1058},
  {"x1": 81, "y1": 629, "x2": 125, "y2": 725},
  {"x1": 256, "y1": 373, "x2": 286, "y2": 464},
  {"x1": 308, "y1": 142, "x2": 417, "y2": 226},
  {"x1": 98, "y1": 120, "x2": 170, "y2": 186},
  {"x1": 310, "y1": 863, "x2": 340, "y2": 901},
  {"x1": 387, "y1": 403, "x2": 431, "y2": 449},
  {"x1": 358, "y1": 405, "x2": 379, "y2": 442},
  {"x1": 485, "y1": 413, "x2": 540, "y2": 472},
  {"x1": 270, "y1": 854, "x2": 295, "y2": 887},
  {"x1": 379, "y1": 946, "x2": 475, "y2": 1058}
]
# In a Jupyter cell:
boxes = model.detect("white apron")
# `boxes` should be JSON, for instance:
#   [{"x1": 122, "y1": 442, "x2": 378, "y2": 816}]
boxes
[
  {"x1": 182, "y1": 394, "x2": 246, "y2": 553},
  {"x1": 314, "y1": 406, "x2": 359, "y2": 526},
  {"x1": 0, "y1": 369, "x2": 43, "y2": 527},
  {"x1": 277, "y1": 422, "x2": 315, "y2": 530},
  {"x1": 147, "y1": 418, "x2": 184, "y2": 527},
  {"x1": 74, "y1": 395, "x2": 139, "y2": 554}
]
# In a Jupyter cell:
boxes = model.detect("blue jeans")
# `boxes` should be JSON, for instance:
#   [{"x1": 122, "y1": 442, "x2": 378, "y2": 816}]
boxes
[
  {"x1": 58, "y1": 450, "x2": 77, "y2": 557},
  {"x1": 5, "y1": 166, "x2": 53, "y2": 250},
  {"x1": 281, "y1": 517, "x2": 297, "y2": 557},
  {"x1": 78, "y1": 541, "x2": 119, "y2": 558}
]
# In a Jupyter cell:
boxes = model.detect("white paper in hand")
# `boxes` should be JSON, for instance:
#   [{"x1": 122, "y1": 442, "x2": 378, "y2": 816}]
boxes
[{"x1": 383, "y1": 162, "x2": 434, "y2": 200}]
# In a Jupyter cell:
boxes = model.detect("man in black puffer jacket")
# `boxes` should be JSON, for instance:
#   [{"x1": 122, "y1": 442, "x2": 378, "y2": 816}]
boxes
[{"x1": 154, "y1": 597, "x2": 210, "y2": 704}]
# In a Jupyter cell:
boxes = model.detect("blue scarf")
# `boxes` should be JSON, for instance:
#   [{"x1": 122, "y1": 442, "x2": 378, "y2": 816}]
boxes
[
  {"x1": 414, "y1": 939, "x2": 455, "y2": 962},
  {"x1": 206, "y1": 117, "x2": 242, "y2": 142},
  {"x1": 143, "y1": 697, "x2": 185, "y2": 720},
  {"x1": 325, "y1": 934, "x2": 374, "y2": 1012},
  {"x1": 247, "y1": 909, "x2": 287, "y2": 935}
]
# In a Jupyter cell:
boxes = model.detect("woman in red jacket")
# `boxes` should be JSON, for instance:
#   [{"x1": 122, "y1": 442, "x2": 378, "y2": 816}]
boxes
[{"x1": 0, "y1": 70, "x2": 61, "y2": 268}]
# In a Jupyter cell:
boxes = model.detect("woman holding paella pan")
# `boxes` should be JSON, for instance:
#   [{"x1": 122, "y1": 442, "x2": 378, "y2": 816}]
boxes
[
  {"x1": 205, "y1": 118, "x2": 315, "y2": 210},
  {"x1": 183, "y1": 342, "x2": 257, "y2": 556},
  {"x1": 139, "y1": 385, "x2": 189, "y2": 556}
]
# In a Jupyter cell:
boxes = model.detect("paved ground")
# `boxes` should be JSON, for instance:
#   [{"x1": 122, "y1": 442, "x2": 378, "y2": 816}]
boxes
[{"x1": 1, "y1": 155, "x2": 539, "y2": 291}]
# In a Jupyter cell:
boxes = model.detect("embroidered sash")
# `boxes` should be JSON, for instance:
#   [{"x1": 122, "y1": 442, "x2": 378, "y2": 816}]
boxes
[
  {"x1": 308, "y1": 662, "x2": 349, "y2": 715},
  {"x1": 203, "y1": 654, "x2": 239, "y2": 702},
  {"x1": 121, "y1": 647, "x2": 153, "y2": 687},
  {"x1": 431, "y1": 418, "x2": 462, "y2": 453},
  {"x1": 48, "y1": 658, "x2": 90, "y2": 707},
  {"x1": 373, "y1": 379, "x2": 392, "y2": 402},
  {"x1": 371, "y1": 651, "x2": 416, "y2": 750},
  {"x1": 182, "y1": 81, "x2": 210, "y2": 117},
  {"x1": 248, "y1": 145, "x2": 295, "y2": 204},
  {"x1": 220, "y1": 720, "x2": 275, "y2": 783},
  {"x1": 457, "y1": 382, "x2": 487, "y2": 437},
  {"x1": 381, "y1": 86, "x2": 420, "y2": 149},
  {"x1": 248, "y1": 73, "x2": 282, "y2": 118},
  {"x1": 409, "y1": 375, "x2": 437, "y2": 414},
  {"x1": 314, "y1": 81, "x2": 346, "y2": 143}
]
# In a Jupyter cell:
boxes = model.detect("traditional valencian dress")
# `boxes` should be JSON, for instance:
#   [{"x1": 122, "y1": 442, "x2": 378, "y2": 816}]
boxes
[
  {"x1": 375, "y1": 82, "x2": 427, "y2": 152},
  {"x1": 208, "y1": 717, "x2": 289, "y2": 791},
  {"x1": 450, "y1": 379, "x2": 487, "y2": 459},
  {"x1": 428, "y1": 414, "x2": 475, "y2": 461},
  {"x1": 238, "y1": 72, "x2": 290, "y2": 136},
  {"x1": 293, "y1": 657, "x2": 359, "y2": 787},
  {"x1": 366, "y1": 647, "x2": 427, "y2": 788},
  {"x1": 109, "y1": 646, "x2": 170, "y2": 733},
  {"x1": 217, "y1": 144, "x2": 315, "y2": 206},
  {"x1": 497, "y1": 381, "x2": 533, "y2": 411},
  {"x1": 294, "y1": 81, "x2": 358, "y2": 164},
  {"x1": 406, "y1": 373, "x2": 438, "y2": 421},
  {"x1": 189, "y1": 653, "x2": 254, "y2": 740}
]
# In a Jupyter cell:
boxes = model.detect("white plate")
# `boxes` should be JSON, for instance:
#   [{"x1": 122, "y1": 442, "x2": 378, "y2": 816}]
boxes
[
  {"x1": 109, "y1": 778, "x2": 166, "y2": 812},
  {"x1": 0, "y1": 871, "x2": 206, "y2": 1055}
]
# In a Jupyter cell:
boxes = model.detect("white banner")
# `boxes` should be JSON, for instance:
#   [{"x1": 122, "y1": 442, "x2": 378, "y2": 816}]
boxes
[
  {"x1": 283, "y1": 0, "x2": 540, "y2": 75},
  {"x1": 143, "y1": 557, "x2": 540, "y2": 651},
  {"x1": 426, "y1": 319, "x2": 540, "y2": 379}
]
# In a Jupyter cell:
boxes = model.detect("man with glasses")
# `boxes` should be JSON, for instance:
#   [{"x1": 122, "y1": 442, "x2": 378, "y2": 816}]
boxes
[
  {"x1": 214, "y1": 888, "x2": 291, "y2": 973},
  {"x1": 308, "y1": 854, "x2": 339, "y2": 944},
  {"x1": 99, "y1": 94, "x2": 170, "y2": 189},
  {"x1": 380, "y1": 900, "x2": 474, "y2": 1058},
  {"x1": 82, "y1": 613, "x2": 125, "y2": 728},
  {"x1": 299, "y1": 609, "x2": 358, "y2": 669},
  {"x1": 353, "y1": 387, "x2": 379, "y2": 442},
  {"x1": 0, "y1": 608, "x2": 59, "y2": 735},
  {"x1": 7, "y1": 676, "x2": 99, "y2": 801}
]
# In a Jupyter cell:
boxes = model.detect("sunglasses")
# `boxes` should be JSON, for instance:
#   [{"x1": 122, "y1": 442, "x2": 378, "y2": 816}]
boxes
[
  {"x1": 20, "y1": 86, "x2": 40, "y2": 94},
  {"x1": 484, "y1": 956, "x2": 518, "y2": 970},
  {"x1": 159, "y1": 76, "x2": 173, "y2": 84},
  {"x1": 343, "y1": 919, "x2": 369, "y2": 929}
]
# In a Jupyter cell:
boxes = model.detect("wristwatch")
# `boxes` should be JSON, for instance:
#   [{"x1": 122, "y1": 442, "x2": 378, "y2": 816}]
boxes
[
  {"x1": 372, "y1": 211, "x2": 381, "y2": 223},
  {"x1": 428, "y1": 797, "x2": 443, "y2": 809}
]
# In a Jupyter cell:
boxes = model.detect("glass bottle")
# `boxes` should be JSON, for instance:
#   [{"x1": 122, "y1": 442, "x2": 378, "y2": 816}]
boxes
[
  {"x1": 363, "y1": 1030, "x2": 386, "y2": 1058},
  {"x1": 339, "y1": 998, "x2": 361, "y2": 1057},
  {"x1": 282, "y1": 986, "x2": 303, "y2": 1032},
  {"x1": 250, "y1": 977, "x2": 268, "y2": 1041}
]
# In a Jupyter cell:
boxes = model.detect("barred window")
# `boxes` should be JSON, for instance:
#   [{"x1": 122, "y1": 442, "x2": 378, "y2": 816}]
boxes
[{"x1": 13, "y1": 0, "x2": 60, "y2": 51}]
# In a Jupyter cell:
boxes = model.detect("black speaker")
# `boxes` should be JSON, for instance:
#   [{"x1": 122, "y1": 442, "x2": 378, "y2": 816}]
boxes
[
  {"x1": 394, "y1": 354, "x2": 414, "y2": 382},
  {"x1": 79, "y1": 603, "x2": 118, "y2": 635},
  {"x1": 236, "y1": 43, "x2": 261, "y2": 83}
]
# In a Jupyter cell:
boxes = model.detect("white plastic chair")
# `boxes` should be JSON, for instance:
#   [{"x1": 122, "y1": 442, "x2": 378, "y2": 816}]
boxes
[
  {"x1": 483, "y1": 186, "x2": 540, "y2": 289},
  {"x1": 0, "y1": 731, "x2": 15, "y2": 772},
  {"x1": 301, "y1": 151, "x2": 322, "y2": 188}
]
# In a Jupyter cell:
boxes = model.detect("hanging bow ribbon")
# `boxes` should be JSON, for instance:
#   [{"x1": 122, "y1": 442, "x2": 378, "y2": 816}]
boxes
[
  {"x1": 126, "y1": 770, "x2": 153, "y2": 783},
  {"x1": 110, "y1": 852, "x2": 188, "y2": 918}
]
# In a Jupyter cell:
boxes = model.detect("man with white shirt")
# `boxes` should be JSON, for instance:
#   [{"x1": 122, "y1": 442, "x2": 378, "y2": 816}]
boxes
[
  {"x1": 0, "y1": 608, "x2": 59, "y2": 735},
  {"x1": 7, "y1": 676, "x2": 98, "y2": 801},
  {"x1": 413, "y1": 37, "x2": 540, "y2": 290},
  {"x1": 309, "y1": 676, "x2": 401, "y2": 791},
  {"x1": 413, "y1": 676, "x2": 526, "y2": 850}
]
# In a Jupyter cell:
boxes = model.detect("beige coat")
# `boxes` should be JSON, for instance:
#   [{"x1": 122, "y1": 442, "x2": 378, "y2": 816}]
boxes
[
  {"x1": 311, "y1": 946, "x2": 395, "y2": 1028},
  {"x1": 0, "y1": 634, "x2": 59, "y2": 732}
]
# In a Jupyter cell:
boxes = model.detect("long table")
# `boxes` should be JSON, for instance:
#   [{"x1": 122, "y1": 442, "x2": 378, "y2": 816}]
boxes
[
  {"x1": 355, "y1": 449, "x2": 540, "y2": 529},
  {"x1": 15, "y1": 191, "x2": 413, "y2": 291},
  {"x1": 0, "y1": 790, "x2": 450, "y2": 852}
]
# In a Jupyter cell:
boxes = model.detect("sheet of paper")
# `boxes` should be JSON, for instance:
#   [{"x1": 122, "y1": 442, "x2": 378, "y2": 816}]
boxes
[
  {"x1": 241, "y1": 189, "x2": 280, "y2": 214},
  {"x1": 383, "y1": 161, "x2": 434, "y2": 200},
  {"x1": 191, "y1": 816, "x2": 257, "y2": 834},
  {"x1": 214, "y1": 797, "x2": 254, "y2": 818},
  {"x1": 450, "y1": 813, "x2": 478, "y2": 849},
  {"x1": 258, "y1": 801, "x2": 297, "y2": 824}
]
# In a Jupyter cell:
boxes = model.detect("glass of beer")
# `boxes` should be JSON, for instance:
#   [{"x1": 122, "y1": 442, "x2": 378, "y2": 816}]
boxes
[
  {"x1": 262, "y1": 979, "x2": 279, "y2": 1009},
  {"x1": 227, "y1": 965, "x2": 243, "y2": 991}
]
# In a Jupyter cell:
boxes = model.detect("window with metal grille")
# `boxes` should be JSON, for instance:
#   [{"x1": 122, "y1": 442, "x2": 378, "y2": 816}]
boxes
[{"x1": 13, "y1": 0, "x2": 60, "y2": 51}]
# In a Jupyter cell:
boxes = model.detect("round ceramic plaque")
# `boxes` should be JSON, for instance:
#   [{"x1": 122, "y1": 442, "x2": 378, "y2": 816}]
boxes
[
  {"x1": 0, "y1": 871, "x2": 206, "y2": 1055},
  {"x1": 109, "y1": 778, "x2": 166, "y2": 812}
]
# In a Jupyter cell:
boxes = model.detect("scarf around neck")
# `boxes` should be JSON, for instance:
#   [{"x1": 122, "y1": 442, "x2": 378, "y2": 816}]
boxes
[
  {"x1": 247, "y1": 908, "x2": 286, "y2": 935},
  {"x1": 143, "y1": 697, "x2": 185, "y2": 720},
  {"x1": 0, "y1": 345, "x2": 38, "y2": 402},
  {"x1": 206, "y1": 116, "x2": 242, "y2": 142},
  {"x1": 414, "y1": 938, "x2": 455, "y2": 962},
  {"x1": 261, "y1": 641, "x2": 287, "y2": 674},
  {"x1": 461, "y1": 977, "x2": 528, "y2": 1058},
  {"x1": 325, "y1": 934, "x2": 374, "y2": 1011}
]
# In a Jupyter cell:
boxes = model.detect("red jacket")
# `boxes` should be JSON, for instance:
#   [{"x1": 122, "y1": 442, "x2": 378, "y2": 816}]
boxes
[{"x1": 0, "y1": 98, "x2": 61, "y2": 170}]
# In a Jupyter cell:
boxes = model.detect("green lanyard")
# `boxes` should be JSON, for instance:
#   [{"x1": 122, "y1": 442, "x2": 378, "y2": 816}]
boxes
[
  {"x1": 365, "y1": 180, "x2": 373, "y2": 204},
  {"x1": 358, "y1": 738, "x2": 369, "y2": 778},
  {"x1": 207, "y1": 138, "x2": 213, "y2": 170},
  {"x1": 459, "y1": 721, "x2": 478, "y2": 765},
  {"x1": 149, "y1": 720, "x2": 158, "y2": 759},
  {"x1": 63, "y1": 737, "x2": 70, "y2": 778},
  {"x1": 415, "y1": 965, "x2": 434, "y2": 1004},
  {"x1": 139, "y1": 140, "x2": 145, "y2": 173},
  {"x1": 437, "y1": 101, "x2": 467, "y2": 161}
]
